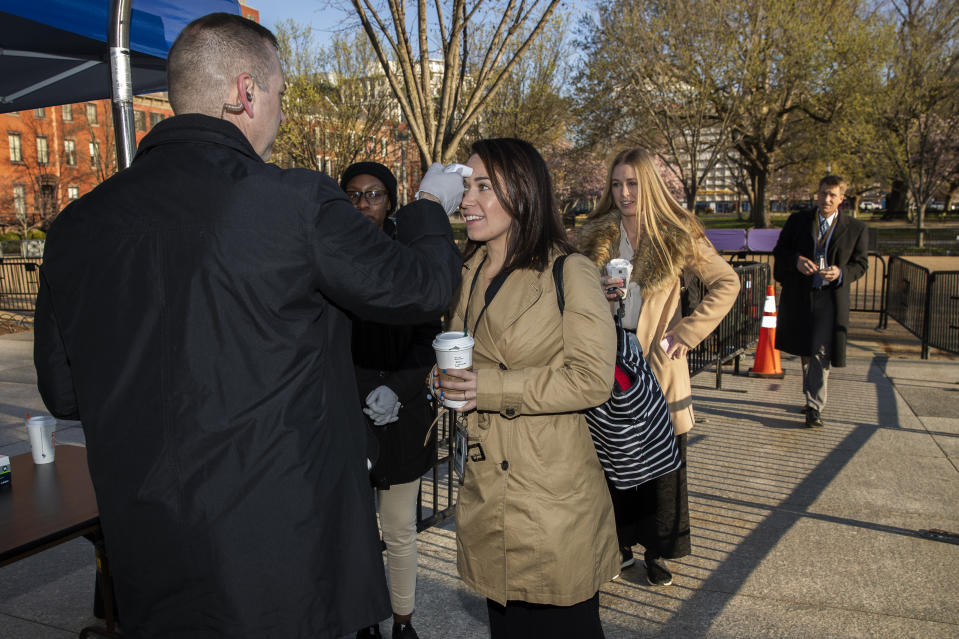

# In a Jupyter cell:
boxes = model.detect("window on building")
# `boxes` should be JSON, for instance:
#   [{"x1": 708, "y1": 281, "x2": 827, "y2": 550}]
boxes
[
  {"x1": 36, "y1": 136, "x2": 49, "y2": 165},
  {"x1": 34, "y1": 107, "x2": 46, "y2": 119},
  {"x1": 134, "y1": 110, "x2": 146, "y2": 132},
  {"x1": 13, "y1": 185, "x2": 26, "y2": 217},
  {"x1": 8, "y1": 132, "x2": 22, "y2": 163},
  {"x1": 61, "y1": 104, "x2": 73, "y2": 121},
  {"x1": 67, "y1": 186, "x2": 79, "y2": 201},
  {"x1": 64, "y1": 139, "x2": 77, "y2": 166},
  {"x1": 89, "y1": 140, "x2": 100, "y2": 167},
  {"x1": 149, "y1": 112, "x2": 164, "y2": 127},
  {"x1": 86, "y1": 103, "x2": 98, "y2": 125}
]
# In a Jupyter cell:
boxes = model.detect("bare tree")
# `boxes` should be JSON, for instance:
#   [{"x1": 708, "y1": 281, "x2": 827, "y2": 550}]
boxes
[
  {"x1": 576, "y1": 0, "x2": 737, "y2": 211},
  {"x1": 347, "y1": 0, "x2": 562, "y2": 165},
  {"x1": 3, "y1": 114, "x2": 63, "y2": 236},
  {"x1": 578, "y1": 0, "x2": 883, "y2": 227},
  {"x1": 876, "y1": 0, "x2": 959, "y2": 246},
  {"x1": 465, "y1": 13, "x2": 572, "y2": 152},
  {"x1": 273, "y1": 22, "x2": 400, "y2": 177}
]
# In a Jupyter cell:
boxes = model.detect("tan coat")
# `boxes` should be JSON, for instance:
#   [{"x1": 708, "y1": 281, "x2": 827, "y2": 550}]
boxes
[
  {"x1": 578, "y1": 212, "x2": 741, "y2": 435},
  {"x1": 451, "y1": 247, "x2": 620, "y2": 606}
]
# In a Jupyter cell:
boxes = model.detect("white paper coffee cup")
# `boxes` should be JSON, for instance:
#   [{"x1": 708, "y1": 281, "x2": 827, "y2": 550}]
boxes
[
  {"x1": 432, "y1": 332, "x2": 475, "y2": 409},
  {"x1": 605, "y1": 258, "x2": 633, "y2": 283},
  {"x1": 26, "y1": 415, "x2": 56, "y2": 464}
]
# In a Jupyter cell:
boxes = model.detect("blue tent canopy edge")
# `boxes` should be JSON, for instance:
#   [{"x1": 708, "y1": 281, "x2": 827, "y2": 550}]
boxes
[{"x1": 0, "y1": 0, "x2": 241, "y2": 112}]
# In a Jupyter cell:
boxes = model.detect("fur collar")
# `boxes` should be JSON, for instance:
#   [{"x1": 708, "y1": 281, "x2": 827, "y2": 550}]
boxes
[{"x1": 577, "y1": 212, "x2": 692, "y2": 294}]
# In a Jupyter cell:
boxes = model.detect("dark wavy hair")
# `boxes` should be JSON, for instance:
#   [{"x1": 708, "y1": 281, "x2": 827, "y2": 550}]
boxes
[{"x1": 463, "y1": 138, "x2": 574, "y2": 272}]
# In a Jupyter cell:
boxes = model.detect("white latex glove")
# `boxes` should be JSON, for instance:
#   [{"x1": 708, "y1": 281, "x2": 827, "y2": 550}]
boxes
[
  {"x1": 363, "y1": 385, "x2": 401, "y2": 426},
  {"x1": 416, "y1": 162, "x2": 472, "y2": 215}
]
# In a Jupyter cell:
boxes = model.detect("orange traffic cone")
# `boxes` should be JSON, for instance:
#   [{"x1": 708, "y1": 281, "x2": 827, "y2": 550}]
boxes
[{"x1": 748, "y1": 285, "x2": 784, "y2": 378}]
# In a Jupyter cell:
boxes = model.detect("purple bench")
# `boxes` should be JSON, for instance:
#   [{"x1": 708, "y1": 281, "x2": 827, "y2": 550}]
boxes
[
  {"x1": 745, "y1": 228, "x2": 781, "y2": 253},
  {"x1": 705, "y1": 229, "x2": 747, "y2": 252}
]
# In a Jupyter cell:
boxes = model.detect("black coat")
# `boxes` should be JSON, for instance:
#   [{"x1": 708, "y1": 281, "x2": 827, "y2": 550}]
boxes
[
  {"x1": 33, "y1": 115, "x2": 460, "y2": 639},
  {"x1": 352, "y1": 220, "x2": 440, "y2": 488},
  {"x1": 773, "y1": 208, "x2": 868, "y2": 366}
]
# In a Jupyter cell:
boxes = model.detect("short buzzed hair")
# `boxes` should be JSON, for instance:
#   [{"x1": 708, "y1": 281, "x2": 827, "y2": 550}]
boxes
[
  {"x1": 167, "y1": 13, "x2": 280, "y2": 116},
  {"x1": 818, "y1": 174, "x2": 847, "y2": 194}
]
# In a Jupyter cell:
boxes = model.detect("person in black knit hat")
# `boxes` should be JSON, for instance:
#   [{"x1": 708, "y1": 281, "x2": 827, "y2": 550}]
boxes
[{"x1": 343, "y1": 162, "x2": 438, "y2": 639}]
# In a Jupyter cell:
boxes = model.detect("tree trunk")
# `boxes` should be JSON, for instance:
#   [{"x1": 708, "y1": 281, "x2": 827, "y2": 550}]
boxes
[
  {"x1": 686, "y1": 179, "x2": 697, "y2": 211},
  {"x1": 916, "y1": 203, "x2": 925, "y2": 248},
  {"x1": 749, "y1": 170, "x2": 771, "y2": 228}
]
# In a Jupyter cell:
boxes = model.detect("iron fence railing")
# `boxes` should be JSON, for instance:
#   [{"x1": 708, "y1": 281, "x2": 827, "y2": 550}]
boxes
[
  {"x1": 416, "y1": 405, "x2": 458, "y2": 532},
  {"x1": 0, "y1": 257, "x2": 42, "y2": 314},
  {"x1": 686, "y1": 261, "x2": 770, "y2": 387},
  {"x1": 885, "y1": 257, "x2": 959, "y2": 358},
  {"x1": 849, "y1": 253, "x2": 887, "y2": 317},
  {"x1": 926, "y1": 271, "x2": 959, "y2": 357},
  {"x1": 714, "y1": 251, "x2": 887, "y2": 316}
]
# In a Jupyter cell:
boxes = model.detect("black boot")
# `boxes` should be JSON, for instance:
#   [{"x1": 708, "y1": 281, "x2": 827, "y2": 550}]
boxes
[
  {"x1": 392, "y1": 620, "x2": 420, "y2": 639},
  {"x1": 356, "y1": 625, "x2": 382, "y2": 639}
]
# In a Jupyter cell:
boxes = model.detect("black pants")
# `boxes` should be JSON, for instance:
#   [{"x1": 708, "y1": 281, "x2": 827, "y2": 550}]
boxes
[{"x1": 486, "y1": 592, "x2": 604, "y2": 639}]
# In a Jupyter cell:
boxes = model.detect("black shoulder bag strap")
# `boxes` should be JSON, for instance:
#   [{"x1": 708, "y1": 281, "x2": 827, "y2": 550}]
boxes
[{"x1": 552, "y1": 254, "x2": 568, "y2": 314}]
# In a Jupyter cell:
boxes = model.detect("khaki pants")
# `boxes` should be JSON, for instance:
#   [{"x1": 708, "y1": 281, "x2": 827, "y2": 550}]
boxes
[{"x1": 377, "y1": 479, "x2": 421, "y2": 616}]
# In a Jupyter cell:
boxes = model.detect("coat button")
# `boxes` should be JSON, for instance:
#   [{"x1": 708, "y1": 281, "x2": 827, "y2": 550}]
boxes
[
  {"x1": 505, "y1": 408, "x2": 515, "y2": 416},
  {"x1": 501, "y1": 460, "x2": 509, "y2": 470},
  {"x1": 499, "y1": 363, "x2": 507, "y2": 370}
]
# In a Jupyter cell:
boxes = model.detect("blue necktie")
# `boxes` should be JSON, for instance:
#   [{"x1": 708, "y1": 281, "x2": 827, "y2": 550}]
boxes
[{"x1": 813, "y1": 215, "x2": 829, "y2": 288}]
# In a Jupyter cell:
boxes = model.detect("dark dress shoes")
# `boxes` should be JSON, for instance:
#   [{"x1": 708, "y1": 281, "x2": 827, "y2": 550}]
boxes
[{"x1": 805, "y1": 407, "x2": 824, "y2": 428}]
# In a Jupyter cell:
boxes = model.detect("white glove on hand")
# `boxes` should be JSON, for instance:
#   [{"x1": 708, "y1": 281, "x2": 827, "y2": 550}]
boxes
[
  {"x1": 416, "y1": 162, "x2": 472, "y2": 215},
  {"x1": 363, "y1": 385, "x2": 401, "y2": 426}
]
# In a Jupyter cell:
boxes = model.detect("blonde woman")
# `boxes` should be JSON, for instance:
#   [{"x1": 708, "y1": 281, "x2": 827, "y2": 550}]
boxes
[{"x1": 577, "y1": 148, "x2": 740, "y2": 586}]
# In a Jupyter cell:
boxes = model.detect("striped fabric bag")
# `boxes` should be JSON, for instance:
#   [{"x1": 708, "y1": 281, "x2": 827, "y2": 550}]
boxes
[
  {"x1": 583, "y1": 314, "x2": 682, "y2": 489},
  {"x1": 553, "y1": 255, "x2": 682, "y2": 489}
]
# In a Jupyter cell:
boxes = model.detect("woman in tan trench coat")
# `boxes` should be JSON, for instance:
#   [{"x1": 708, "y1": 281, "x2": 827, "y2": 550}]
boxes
[
  {"x1": 436, "y1": 138, "x2": 620, "y2": 637},
  {"x1": 577, "y1": 148, "x2": 740, "y2": 588}
]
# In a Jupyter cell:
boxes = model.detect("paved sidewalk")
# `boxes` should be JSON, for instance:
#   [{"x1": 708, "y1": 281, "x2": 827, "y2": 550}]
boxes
[{"x1": 1, "y1": 316, "x2": 957, "y2": 638}]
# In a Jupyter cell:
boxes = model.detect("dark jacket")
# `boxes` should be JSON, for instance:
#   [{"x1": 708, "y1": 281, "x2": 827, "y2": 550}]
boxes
[
  {"x1": 352, "y1": 220, "x2": 440, "y2": 488},
  {"x1": 773, "y1": 208, "x2": 868, "y2": 366},
  {"x1": 33, "y1": 114, "x2": 460, "y2": 639}
]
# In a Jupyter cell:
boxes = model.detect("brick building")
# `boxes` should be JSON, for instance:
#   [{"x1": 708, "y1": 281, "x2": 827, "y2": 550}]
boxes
[{"x1": 1, "y1": 94, "x2": 174, "y2": 233}]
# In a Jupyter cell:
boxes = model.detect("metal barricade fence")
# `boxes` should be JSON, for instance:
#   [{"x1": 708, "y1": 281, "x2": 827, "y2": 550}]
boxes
[
  {"x1": 686, "y1": 261, "x2": 769, "y2": 388},
  {"x1": 927, "y1": 271, "x2": 959, "y2": 357},
  {"x1": 717, "y1": 251, "x2": 888, "y2": 318},
  {"x1": 416, "y1": 405, "x2": 458, "y2": 531},
  {"x1": 886, "y1": 257, "x2": 959, "y2": 358},
  {"x1": 848, "y1": 253, "x2": 887, "y2": 317},
  {"x1": 0, "y1": 257, "x2": 42, "y2": 313}
]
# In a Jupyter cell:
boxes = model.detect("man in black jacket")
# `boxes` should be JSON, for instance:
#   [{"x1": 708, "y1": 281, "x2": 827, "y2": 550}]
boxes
[
  {"x1": 33, "y1": 13, "x2": 463, "y2": 639},
  {"x1": 773, "y1": 175, "x2": 868, "y2": 428}
]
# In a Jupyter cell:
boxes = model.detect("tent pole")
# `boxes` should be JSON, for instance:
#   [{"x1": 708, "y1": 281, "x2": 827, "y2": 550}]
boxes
[{"x1": 109, "y1": 0, "x2": 136, "y2": 170}]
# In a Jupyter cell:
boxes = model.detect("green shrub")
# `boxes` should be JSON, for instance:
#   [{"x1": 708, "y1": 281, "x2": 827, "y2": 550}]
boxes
[{"x1": 26, "y1": 230, "x2": 46, "y2": 240}]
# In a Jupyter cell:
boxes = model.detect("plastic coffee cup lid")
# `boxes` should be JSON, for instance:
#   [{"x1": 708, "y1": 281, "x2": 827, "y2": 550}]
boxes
[{"x1": 432, "y1": 331, "x2": 475, "y2": 351}]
